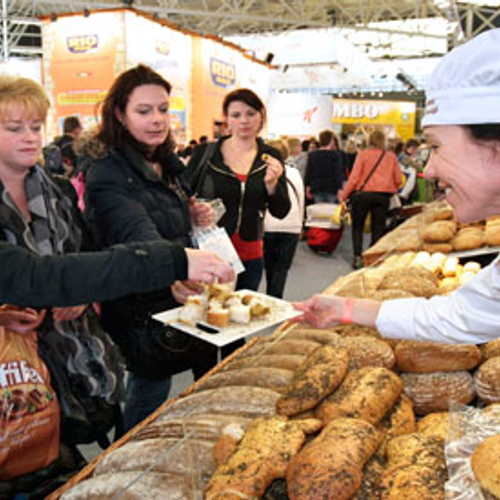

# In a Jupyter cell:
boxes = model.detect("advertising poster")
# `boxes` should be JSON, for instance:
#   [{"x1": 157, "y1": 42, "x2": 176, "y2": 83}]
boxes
[
  {"x1": 267, "y1": 93, "x2": 333, "y2": 137},
  {"x1": 43, "y1": 12, "x2": 124, "y2": 136},
  {"x1": 332, "y1": 98, "x2": 416, "y2": 141},
  {"x1": 125, "y1": 12, "x2": 192, "y2": 142}
]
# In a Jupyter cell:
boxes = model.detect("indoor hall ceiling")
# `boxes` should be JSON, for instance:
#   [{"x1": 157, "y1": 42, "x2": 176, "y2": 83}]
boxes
[{"x1": 2, "y1": 0, "x2": 500, "y2": 58}]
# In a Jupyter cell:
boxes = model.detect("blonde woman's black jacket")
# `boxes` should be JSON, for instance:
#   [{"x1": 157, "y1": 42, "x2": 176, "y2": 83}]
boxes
[{"x1": 184, "y1": 136, "x2": 290, "y2": 243}]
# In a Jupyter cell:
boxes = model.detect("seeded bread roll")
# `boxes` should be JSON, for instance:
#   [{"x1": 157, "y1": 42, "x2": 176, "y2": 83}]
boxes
[
  {"x1": 480, "y1": 339, "x2": 500, "y2": 361},
  {"x1": 315, "y1": 367, "x2": 403, "y2": 426},
  {"x1": 472, "y1": 433, "x2": 500, "y2": 499},
  {"x1": 287, "y1": 418, "x2": 382, "y2": 500},
  {"x1": 394, "y1": 340, "x2": 482, "y2": 373},
  {"x1": 416, "y1": 412, "x2": 450, "y2": 441},
  {"x1": 401, "y1": 371, "x2": 475, "y2": 415},
  {"x1": 194, "y1": 367, "x2": 294, "y2": 394},
  {"x1": 475, "y1": 357, "x2": 500, "y2": 404},
  {"x1": 276, "y1": 345, "x2": 349, "y2": 416}
]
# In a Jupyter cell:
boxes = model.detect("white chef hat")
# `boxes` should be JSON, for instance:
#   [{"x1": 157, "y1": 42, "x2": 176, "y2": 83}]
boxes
[{"x1": 422, "y1": 28, "x2": 500, "y2": 127}]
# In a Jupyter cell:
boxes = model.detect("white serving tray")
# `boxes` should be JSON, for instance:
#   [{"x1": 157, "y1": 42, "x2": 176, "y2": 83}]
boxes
[{"x1": 152, "y1": 290, "x2": 299, "y2": 347}]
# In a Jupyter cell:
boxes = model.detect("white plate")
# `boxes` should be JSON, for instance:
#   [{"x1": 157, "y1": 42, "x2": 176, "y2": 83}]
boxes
[{"x1": 152, "y1": 290, "x2": 299, "y2": 347}]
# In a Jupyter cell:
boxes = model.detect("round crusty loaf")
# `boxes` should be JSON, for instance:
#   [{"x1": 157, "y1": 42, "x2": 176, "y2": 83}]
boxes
[
  {"x1": 475, "y1": 357, "x2": 500, "y2": 404},
  {"x1": 377, "y1": 267, "x2": 439, "y2": 298},
  {"x1": 401, "y1": 371, "x2": 475, "y2": 415},
  {"x1": 472, "y1": 433, "x2": 500, "y2": 499},
  {"x1": 395, "y1": 340, "x2": 482, "y2": 373}
]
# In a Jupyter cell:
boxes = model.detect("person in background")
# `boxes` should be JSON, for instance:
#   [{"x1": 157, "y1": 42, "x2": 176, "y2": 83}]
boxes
[
  {"x1": 304, "y1": 129, "x2": 346, "y2": 204},
  {"x1": 286, "y1": 136, "x2": 306, "y2": 178},
  {"x1": 294, "y1": 29, "x2": 500, "y2": 347},
  {"x1": 343, "y1": 136, "x2": 359, "y2": 177},
  {"x1": 340, "y1": 129, "x2": 402, "y2": 270},
  {"x1": 199, "y1": 134, "x2": 208, "y2": 144},
  {"x1": 398, "y1": 137, "x2": 421, "y2": 205},
  {"x1": 84, "y1": 64, "x2": 223, "y2": 430},
  {"x1": 263, "y1": 139, "x2": 305, "y2": 298},
  {"x1": 184, "y1": 87, "x2": 290, "y2": 292},
  {"x1": 54, "y1": 115, "x2": 83, "y2": 175}
]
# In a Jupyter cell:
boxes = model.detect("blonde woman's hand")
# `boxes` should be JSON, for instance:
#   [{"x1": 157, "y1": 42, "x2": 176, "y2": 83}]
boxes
[
  {"x1": 189, "y1": 198, "x2": 214, "y2": 227},
  {"x1": 185, "y1": 248, "x2": 235, "y2": 284},
  {"x1": 52, "y1": 305, "x2": 87, "y2": 322},
  {"x1": 292, "y1": 294, "x2": 344, "y2": 328},
  {"x1": 171, "y1": 280, "x2": 204, "y2": 305},
  {"x1": 0, "y1": 305, "x2": 46, "y2": 334},
  {"x1": 262, "y1": 154, "x2": 284, "y2": 195}
]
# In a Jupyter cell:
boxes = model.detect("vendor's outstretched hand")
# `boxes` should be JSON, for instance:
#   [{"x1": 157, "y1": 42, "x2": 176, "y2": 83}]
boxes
[
  {"x1": 293, "y1": 295, "x2": 344, "y2": 328},
  {"x1": 186, "y1": 248, "x2": 235, "y2": 284}
]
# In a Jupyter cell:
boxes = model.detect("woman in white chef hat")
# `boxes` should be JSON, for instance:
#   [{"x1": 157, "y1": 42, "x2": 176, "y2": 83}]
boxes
[{"x1": 294, "y1": 28, "x2": 500, "y2": 345}]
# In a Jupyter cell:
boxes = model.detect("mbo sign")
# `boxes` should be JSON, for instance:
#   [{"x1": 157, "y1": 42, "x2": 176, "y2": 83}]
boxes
[{"x1": 333, "y1": 101, "x2": 379, "y2": 119}]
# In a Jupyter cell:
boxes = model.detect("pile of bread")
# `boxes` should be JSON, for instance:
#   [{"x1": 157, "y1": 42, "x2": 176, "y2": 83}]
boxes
[
  {"x1": 178, "y1": 284, "x2": 271, "y2": 328},
  {"x1": 363, "y1": 201, "x2": 500, "y2": 264}
]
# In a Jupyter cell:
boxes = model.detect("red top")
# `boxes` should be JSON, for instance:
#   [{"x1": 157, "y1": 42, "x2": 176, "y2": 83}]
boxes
[{"x1": 230, "y1": 173, "x2": 264, "y2": 261}]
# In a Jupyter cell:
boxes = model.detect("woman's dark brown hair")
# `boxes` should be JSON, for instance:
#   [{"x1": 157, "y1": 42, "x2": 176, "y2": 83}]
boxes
[
  {"x1": 222, "y1": 88, "x2": 266, "y2": 123},
  {"x1": 97, "y1": 64, "x2": 175, "y2": 160}
]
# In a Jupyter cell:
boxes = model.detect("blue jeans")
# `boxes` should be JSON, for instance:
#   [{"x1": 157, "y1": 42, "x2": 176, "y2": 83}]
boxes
[
  {"x1": 124, "y1": 373, "x2": 172, "y2": 431},
  {"x1": 236, "y1": 257, "x2": 264, "y2": 291}
]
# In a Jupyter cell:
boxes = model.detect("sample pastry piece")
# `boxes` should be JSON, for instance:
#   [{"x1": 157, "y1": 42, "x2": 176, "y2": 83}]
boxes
[
  {"x1": 194, "y1": 366, "x2": 294, "y2": 394},
  {"x1": 276, "y1": 345, "x2": 349, "y2": 416},
  {"x1": 315, "y1": 366, "x2": 403, "y2": 426},
  {"x1": 416, "y1": 412, "x2": 450, "y2": 442},
  {"x1": 228, "y1": 303, "x2": 251, "y2": 324},
  {"x1": 394, "y1": 340, "x2": 482, "y2": 373},
  {"x1": 94, "y1": 437, "x2": 215, "y2": 482},
  {"x1": 206, "y1": 305, "x2": 230, "y2": 327},
  {"x1": 205, "y1": 416, "x2": 322, "y2": 500},
  {"x1": 132, "y1": 413, "x2": 249, "y2": 442},
  {"x1": 472, "y1": 433, "x2": 500, "y2": 499},
  {"x1": 224, "y1": 353, "x2": 306, "y2": 372},
  {"x1": 157, "y1": 386, "x2": 281, "y2": 420},
  {"x1": 286, "y1": 417, "x2": 382, "y2": 500},
  {"x1": 475, "y1": 357, "x2": 500, "y2": 404},
  {"x1": 401, "y1": 370, "x2": 475, "y2": 415},
  {"x1": 61, "y1": 471, "x2": 195, "y2": 500}
]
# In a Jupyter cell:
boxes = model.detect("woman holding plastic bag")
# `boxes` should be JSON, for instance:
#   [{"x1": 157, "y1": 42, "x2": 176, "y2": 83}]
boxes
[{"x1": 295, "y1": 29, "x2": 500, "y2": 346}]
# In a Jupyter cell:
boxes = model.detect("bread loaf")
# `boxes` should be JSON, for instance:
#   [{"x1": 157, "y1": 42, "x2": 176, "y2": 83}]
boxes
[
  {"x1": 395, "y1": 340, "x2": 482, "y2": 373},
  {"x1": 225, "y1": 354, "x2": 305, "y2": 372},
  {"x1": 401, "y1": 371, "x2": 475, "y2": 415},
  {"x1": 421, "y1": 242, "x2": 453, "y2": 254},
  {"x1": 377, "y1": 267, "x2": 439, "y2": 298},
  {"x1": 277, "y1": 325, "x2": 341, "y2": 345},
  {"x1": 471, "y1": 433, "x2": 500, "y2": 499},
  {"x1": 60, "y1": 471, "x2": 195, "y2": 499},
  {"x1": 432, "y1": 207, "x2": 454, "y2": 221},
  {"x1": 276, "y1": 345, "x2": 349, "y2": 416},
  {"x1": 94, "y1": 437, "x2": 215, "y2": 481},
  {"x1": 194, "y1": 367, "x2": 294, "y2": 394},
  {"x1": 475, "y1": 357, "x2": 500, "y2": 404},
  {"x1": 315, "y1": 367, "x2": 403, "y2": 425},
  {"x1": 452, "y1": 228, "x2": 484, "y2": 251},
  {"x1": 132, "y1": 413, "x2": 249, "y2": 442},
  {"x1": 351, "y1": 454, "x2": 385, "y2": 500},
  {"x1": 333, "y1": 323, "x2": 381, "y2": 338},
  {"x1": 158, "y1": 387, "x2": 280, "y2": 420},
  {"x1": 286, "y1": 418, "x2": 382, "y2": 500},
  {"x1": 480, "y1": 339, "x2": 500, "y2": 361},
  {"x1": 422, "y1": 220, "x2": 457, "y2": 243},
  {"x1": 485, "y1": 226, "x2": 500, "y2": 246},
  {"x1": 416, "y1": 412, "x2": 450, "y2": 441},
  {"x1": 246, "y1": 339, "x2": 321, "y2": 357}
]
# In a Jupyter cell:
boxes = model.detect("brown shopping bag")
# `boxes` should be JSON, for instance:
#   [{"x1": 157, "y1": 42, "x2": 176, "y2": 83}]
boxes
[{"x1": 0, "y1": 327, "x2": 60, "y2": 480}]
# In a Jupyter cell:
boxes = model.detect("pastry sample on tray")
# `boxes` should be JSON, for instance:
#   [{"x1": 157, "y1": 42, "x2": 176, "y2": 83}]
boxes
[{"x1": 178, "y1": 283, "x2": 270, "y2": 328}]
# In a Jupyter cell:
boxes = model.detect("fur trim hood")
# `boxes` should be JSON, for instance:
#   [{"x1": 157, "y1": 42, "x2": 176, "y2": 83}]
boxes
[{"x1": 73, "y1": 130, "x2": 109, "y2": 161}]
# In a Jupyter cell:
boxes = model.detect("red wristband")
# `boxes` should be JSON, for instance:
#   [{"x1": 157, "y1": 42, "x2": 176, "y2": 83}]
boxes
[{"x1": 341, "y1": 298, "x2": 355, "y2": 324}]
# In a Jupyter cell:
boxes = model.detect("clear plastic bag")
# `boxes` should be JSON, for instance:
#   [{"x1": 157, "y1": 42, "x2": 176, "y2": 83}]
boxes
[{"x1": 444, "y1": 403, "x2": 500, "y2": 499}]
